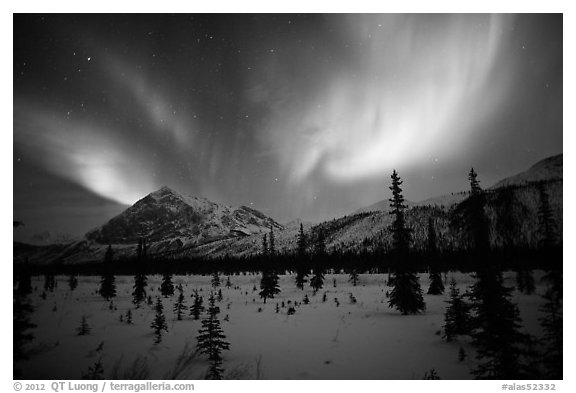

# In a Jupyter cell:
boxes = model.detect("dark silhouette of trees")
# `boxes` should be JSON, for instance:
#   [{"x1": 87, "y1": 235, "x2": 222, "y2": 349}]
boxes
[
  {"x1": 427, "y1": 218, "x2": 444, "y2": 295},
  {"x1": 104, "y1": 244, "x2": 113, "y2": 264},
  {"x1": 516, "y1": 269, "x2": 535, "y2": 295},
  {"x1": 150, "y1": 297, "x2": 168, "y2": 344},
  {"x1": 466, "y1": 168, "x2": 490, "y2": 252},
  {"x1": 76, "y1": 315, "x2": 91, "y2": 336},
  {"x1": 190, "y1": 291, "x2": 205, "y2": 320},
  {"x1": 538, "y1": 269, "x2": 562, "y2": 379},
  {"x1": 173, "y1": 284, "x2": 187, "y2": 320},
  {"x1": 259, "y1": 269, "x2": 280, "y2": 303},
  {"x1": 469, "y1": 267, "x2": 531, "y2": 379},
  {"x1": 387, "y1": 170, "x2": 425, "y2": 315},
  {"x1": 211, "y1": 271, "x2": 220, "y2": 289},
  {"x1": 44, "y1": 274, "x2": 56, "y2": 292},
  {"x1": 261, "y1": 234, "x2": 268, "y2": 256},
  {"x1": 349, "y1": 269, "x2": 359, "y2": 286},
  {"x1": 136, "y1": 238, "x2": 148, "y2": 260},
  {"x1": 197, "y1": 294, "x2": 230, "y2": 380},
  {"x1": 538, "y1": 184, "x2": 558, "y2": 248},
  {"x1": 310, "y1": 227, "x2": 326, "y2": 294},
  {"x1": 295, "y1": 223, "x2": 309, "y2": 290},
  {"x1": 99, "y1": 273, "x2": 117, "y2": 300},
  {"x1": 68, "y1": 274, "x2": 78, "y2": 292},
  {"x1": 99, "y1": 247, "x2": 116, "y2": 300},
  {"x1": 16, "y1": 267, "x2": 32, "y2": 296},
  {"x1": 443, "y1": 279, "x2": 471, "y2": 341},
  {"x1": 132, "y1": 273, "x2": 147, "y2": 307},
  {"x1": 160, "y1": 274, "x2": 175, "y2": 297},
  {"x1": 269, "y1": 226, "x2": 276, "y2": 256},
  {"x1": 388, "y1": 170, "x2": 411, "y2": 254},
  {"x1": 13, "y1": 295, "x2": 36, "y2": 365}
]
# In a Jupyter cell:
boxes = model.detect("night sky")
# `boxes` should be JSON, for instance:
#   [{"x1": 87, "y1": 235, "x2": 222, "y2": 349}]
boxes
[{"x1": 13, "y1": 14, "x2": 562, "y2": 242}]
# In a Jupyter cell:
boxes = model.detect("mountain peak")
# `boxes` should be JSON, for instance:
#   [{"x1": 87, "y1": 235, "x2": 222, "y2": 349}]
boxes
[{"x1": 151, "y1": 185, "x2": 178, "y2": 196}]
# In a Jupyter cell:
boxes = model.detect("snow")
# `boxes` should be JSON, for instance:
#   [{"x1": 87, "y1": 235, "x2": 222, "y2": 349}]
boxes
[{"x1": 16, "y1": 271, "x2": 548, "y2": 380}]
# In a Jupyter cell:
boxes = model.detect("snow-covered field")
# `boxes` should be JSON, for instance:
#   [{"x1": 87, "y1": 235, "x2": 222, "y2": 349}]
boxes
[{"x1": 15, "y1": 271, "x2": 548, "y2": 380}]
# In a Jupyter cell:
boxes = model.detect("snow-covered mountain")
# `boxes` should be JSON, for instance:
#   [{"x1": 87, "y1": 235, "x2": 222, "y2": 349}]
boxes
[
  {"x1": 86, "y1": 186, "x2": 282, "y2": 246},
  {"x1": 491, "y1": 154, "x2": 562, "y2": 189}
]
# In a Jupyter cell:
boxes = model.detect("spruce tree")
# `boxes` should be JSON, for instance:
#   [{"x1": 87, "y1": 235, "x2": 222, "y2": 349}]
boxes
[
  {"x1": 310, "y1": 268, "x2": 325, "y2": 294},
  {"x1": 99, "y1": 271, "x2": 117, "y2": 301},
  {"x1": 468, "y1": 168, "x2": 482, "y2": 196},
  {"x1": 261, "y1": 234, "x2": 268, "y2": 256},
  {"x1": 466, "y1": 168, "x2": 490, "y2": 252},
  {"x1": 190, "y1": 292, "x2": 205, "y2": 320},
  {"x1": 268, "y1": 225, "x2": 276, "y2": 256},
  {"x1": 295, "y1": 223, "x2": 309, "y2": 290},
  {"x1": 468, "y1": 268, "x2": 531, "y2": 379},
  {"x1": 427, "y1": 218, "x2": 444, "y2": 295},
  {"x1": 443, "y1": 279, "x2": 472, "y2": 341},
  {"x1": 387, "y1": 170, "x2": 425, "y2": 315},
  {"x1": 68, "y1": 274, "x2": 78, "y2": 292},
  {"x1": 211, "y1": 271, "x2": 221, "y2": 289},
  {"x1": 538, "y1": 269, "x2": 562, "y2": 379},
  {"x1": 150, "y1": 297, "x2": 168, "y2": 344},
  {"x1": 197, "y1": 294, "x2": 230, "y2": 380},
  {"x1": 225, "y1": 276, "x2": 232, "y2": 288},
  {"x1": 132, "y1": 273, "x2": 148, "y2": 307},
  {"x1": 173, "y1": 285, "x2": 187, "y2": 321},
  {"x1": 349, "y1": 269, "x2": 359, "y2": 286},
  {"x1": 160, "y1": 274, "x2": 175, "y2": 297},
  {"x1": 537, "y1": 184, "x2": 557, "y2": 248},
  {"x1": 77, "y1": 315, "x2": 91, "y2": 336},
  {"x1": 259, "y1": 269, "x2": 280, "y2": 303},
  {"x1": 13, "y1": 295, "x2": 36, "y2": 363},
  {"x1": 100, "y1": 244, "x2": 116, "y2": 301}
]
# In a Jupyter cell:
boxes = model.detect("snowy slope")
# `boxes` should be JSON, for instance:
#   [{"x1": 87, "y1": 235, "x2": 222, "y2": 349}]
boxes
[{"x1": 86, "y1": 186, "x2": 282, "y2": 246}]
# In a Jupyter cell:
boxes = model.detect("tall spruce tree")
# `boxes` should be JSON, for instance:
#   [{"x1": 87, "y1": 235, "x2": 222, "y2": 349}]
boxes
[
  {"x1": 268, "y1": 225, "x2": 276, "y2": 256},
  {"x1": 468, "y1": 267, "x2": 531, "y2": 379},
  {"x1": 387, "y1": 170, "x2": 425, "y2": 315},
  {"x1": 295, "y1": 223, "x2": 309, "y2": 290},
  {"x1": 261, "y1": 234, "x2": 268, "y2": 256},
  {"x1": 99, "y1": 248, "x2": 116, "y2": 300},
  {"x1": 160, "y1": 274, "x2": 175, "y2": 297},
  {"x1": 150, "y1": 297, "x2": 168, "y2": 344},
  {"x1": 427, "y1": 218, "x2": 444, "y2": 295},
  {"x1": 442, "y1": 279, "x2": 472, "y2": 341},
  {"x1": 466, "y1": 168, "x2": 490, "y2": 252},
  {"x1": 132, "y1": 273, "x2": 148, "y2": 307},
  {"x1": 538, "y1": 269, "x2": 562, "y2": 379},
  {"x1": 197, "y1": 294, "x2": 230, "y2": 380},
  {"x1": 310, "y1": 227, "x2": 326, "y2": 294}
]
